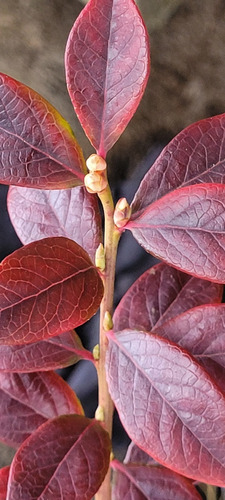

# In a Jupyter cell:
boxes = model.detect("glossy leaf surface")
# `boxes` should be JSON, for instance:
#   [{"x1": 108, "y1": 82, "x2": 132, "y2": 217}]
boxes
[
  {"x1": 113, "y1": 262, "x2": 222, "y2": 333},
  {"x1": 0, "y1": 371, "x2": 83, "y2": 448},
  {"x1": 65, "y1": 0, "x2": 150, "y2": 157},
  {"x1": 0, "y1": 73, "x2": 85, "y2": 189},
  {"x1": 7, "y1": 186, "x2": 102, "y2": 262},
  {"x1": 106, "y1": 329, "x2": 225, "y2": 485},
  {"x1": 132, "y1": 114, "x2": 225, "y2": 215},
  {"x1": 0, "y1": 330, "x2": 93, "y2": 372},
  {"x1": 7, "y1": 415, "x2": 111, "y2": 499},
  {"x1": 124, "y1": 442, "x2": 157, "y2": 466},
  {"x1": 127, "y1": 183, "x2": 225, "y2": 282},
  {"x1": 155, "y1": 303, "x2": 225, "y2": 363},
  {"x1": 0, "y1": 237, "x2": 103, "y2": 345},
  {"x1": 155, "y1": 303, "x2": 225, "y2": 391},
  {"x1": 112, "y1": 460, "x2": 202, "y2": 500},
  {"x1": 0, "y1": 466, "x2": 10, "y2": 500}
]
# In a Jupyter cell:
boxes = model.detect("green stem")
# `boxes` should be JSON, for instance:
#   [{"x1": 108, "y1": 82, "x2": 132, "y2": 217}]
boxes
[
  {"x1": 200, "y1": 483, "x2": 218, "y2": 500},
  {"x1": 206, "y1": 484, "x2": 217, "y2": 500},
  {"x1": 95, "y1": 183, "x2": 120, "y2": 500}
]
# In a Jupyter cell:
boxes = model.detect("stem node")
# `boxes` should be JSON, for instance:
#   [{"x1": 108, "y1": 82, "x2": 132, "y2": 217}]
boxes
[
  {"x1": 103, "y1": 311, "x2": 113, "y2": 331},
  {"x1": 93, "y1": 344, "x2": 100, "y2": 361},
  {"x1": 95, "y1": 405, "x2": 105, "y2": 422},
  {"x1": 95, "y1": 243, "x2": 106, "y2": 272},
  {"x1": 114, "y1": 197, "x2": 132, "y2": 228}
]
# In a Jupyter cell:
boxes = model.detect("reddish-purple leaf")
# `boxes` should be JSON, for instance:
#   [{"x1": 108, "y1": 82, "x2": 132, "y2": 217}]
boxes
[
  {"x1": 7, "y1": 186, "x2": 102, "y2": 262},
  {"x1": 0, "y1": 73, "x2": 85, "y2": 189},
  {"x1": 113, "y1": 262, "x2": 222, "y2": 333},
  {"x1": 111, "y1": 459, "x2": 202, "y2": 500},
  {"x1": 0, "y1": 330, "x2": 93, "y2": 373},
  {"x1": 7, "y1": 415, "x2": 111, "y2": 499},
  {"x1": 0, "y1": 466, "x2": 10, "y2": 500},
  {"x1": 126, "y1": 183, "x2": 225, "y2": 283},
  {"x1": 113, "y1": 473, "x2": 146, "y2": 500},
  {"x1": 0, "y1": 371, "x2": 83, "y2": 448},
  {"x1": 154, "y1": 303, "x2": 225, "y2": 392},
  {"x1": 0, "y1": 237, "x2": 103, "y2": 345},
  {"x1": 131, "y1": 114, "x2": 225, "y2": 216},
  {"x1": 106, "y1": 329, "x2": 225, "y2": 486},
  {"x1": 65, "y1": 0, "x2": 150, "y2": 157},
  {"x1": 124, "y1": 442, "x2": 157, "y2": 466}
]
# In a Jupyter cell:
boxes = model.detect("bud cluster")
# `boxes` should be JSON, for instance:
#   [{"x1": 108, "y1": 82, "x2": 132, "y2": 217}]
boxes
[{"x1": 84, "y1": 154, "x2": 108, "y2": 193}]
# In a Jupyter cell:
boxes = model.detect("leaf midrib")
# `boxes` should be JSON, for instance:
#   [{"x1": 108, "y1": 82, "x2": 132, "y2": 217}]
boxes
[
  {"x1": 0, "y1": 125, "x2": 84, "y2": 181},
  {"x1": 0, "y1": 265, "x2": 93, "y2": 313}
]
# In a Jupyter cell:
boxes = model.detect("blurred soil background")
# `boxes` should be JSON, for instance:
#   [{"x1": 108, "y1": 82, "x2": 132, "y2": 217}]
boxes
[
  {"x1": 0, "y1": 0, "x2": 225, "y2": 472},
  {"x1": 1, "y1": 0, "x2": 225, "y2": 180}
]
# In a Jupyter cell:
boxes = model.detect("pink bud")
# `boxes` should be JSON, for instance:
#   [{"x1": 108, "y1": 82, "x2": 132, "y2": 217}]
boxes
[
  {"x1": 114, "y1": 198, "x2": 132, "y2": 228},
  {"x1": 86, "y1": 154, "x2": 107, "y2": 172}
]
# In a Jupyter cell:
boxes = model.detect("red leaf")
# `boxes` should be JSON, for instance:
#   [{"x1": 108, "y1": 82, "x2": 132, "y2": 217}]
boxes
[
  {"x1": 7, "y1": 186, "x2": 102, "y2": 263},
  {"x1": 106, "y1": 329, "x2": 225, "y2": 486},
  {"x1": 0, "y1": 466, "x2": 10, "y2": 500},
  {"x1": 111, "y1": 459, "x2": 202, "y2": 500},
  {"x1": 0, "y1": 237, "x2": 103, "y2": 345},
  {"x1": 124, "y1": 442, "x2": 157, "y2": 466},
  {"x1": 0, "y1": 73, "x2": 85, "y2": 189},
  {"x1": 7, "y1": 415, "x2": 111, "y2": 499},
  {"x1": 127, "y1": 183, "x2": 225, "y2": 282},
  {"x1": 0, "y1": 330, "x2": 93, "y2": 373},
  {"x1": 113, "y1": 262, "x2": 222, "y2": 333},
  {"x1": 113, "y1": 472, "x2": 146, "y2": 500},
  {"x1": 0, "y1": 371, "x2": 83, "y2": 448},
  {"x1": 155, "y1": 303, "x2": 225, "y2": 392},
  {"x1": 132, "y1": 114, "x2": 225, "y2": 216},
  {"x1": 65, "y1": 0, "x2": 150, "y2": 157}
]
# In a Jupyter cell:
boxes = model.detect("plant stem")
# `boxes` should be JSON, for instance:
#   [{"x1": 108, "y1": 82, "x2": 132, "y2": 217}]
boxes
[
  {"x1": 200, "y1": 484, "x2": 218, "y2": 500},
  {"x1": 206, "y1": 484, "x2": 217, "y2": 500},
  {"x1": 95, "y1": 182, "x2": 120, "y2": 500}
]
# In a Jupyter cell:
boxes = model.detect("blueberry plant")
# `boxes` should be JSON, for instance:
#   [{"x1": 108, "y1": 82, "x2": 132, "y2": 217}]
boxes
[{"x1": 0, "y1": 0, "x2": 225, "y2": 499}]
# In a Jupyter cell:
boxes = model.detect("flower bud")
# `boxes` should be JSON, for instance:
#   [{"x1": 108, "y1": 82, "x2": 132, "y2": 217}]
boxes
[
  {"x1": 84, "y1": 172, "x2": 108, "y2": 193},
  {"x1": 86, "y1": 154, "x2": 107, "y2": 172},
  {"x1": 114, "y1": 197, "x2": 132, "y2": 228}
]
